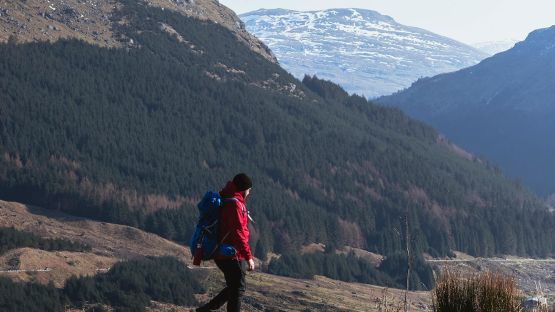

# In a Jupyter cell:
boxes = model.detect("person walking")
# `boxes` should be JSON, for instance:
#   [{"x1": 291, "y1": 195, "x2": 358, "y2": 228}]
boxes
[{"x1": 196, "y1": 173, "x2": 255, "y2": 312}]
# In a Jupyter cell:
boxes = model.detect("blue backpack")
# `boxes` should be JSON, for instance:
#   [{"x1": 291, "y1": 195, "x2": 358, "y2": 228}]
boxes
[{"x1": 190, "y1": 191, "x2": 237, "y2": 263}]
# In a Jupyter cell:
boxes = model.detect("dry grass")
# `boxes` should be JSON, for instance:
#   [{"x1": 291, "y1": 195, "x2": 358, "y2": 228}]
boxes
[
  {"x1": 0, "y1": 200, "x2": 191, "y2": 288},
  {"x1": 375, "y1": 288, "x2": 405, "y2": 312},
  {"x1": 198, "y1": 270, "x2": 432, "y2": 311},
  {"x1": 0, "y1": 0, "x2": 119, "y2": 46},
  {"x1": 0, "y1": 247, "x2": 116, "y2": 287},
  {"x1": 0, "y1": 200, "x2": 190, "y2": 260},
  {"x1": 428, "y1": 254, "x2": 555, "y2": 309},
  {"x1": 432, "y1": 270, "x2": 521, "y2": 312}
]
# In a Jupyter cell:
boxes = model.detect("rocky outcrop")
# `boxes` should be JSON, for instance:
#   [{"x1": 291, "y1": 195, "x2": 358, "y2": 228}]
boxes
[
  {"x1": 0, "y1": 0, "x2": 276, "y2": 62},
  {"x1": 147, "y1": 0, "x2": 277, "y2": 63}
]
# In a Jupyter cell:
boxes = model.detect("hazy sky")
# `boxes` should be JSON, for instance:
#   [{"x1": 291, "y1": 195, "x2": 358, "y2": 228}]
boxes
[{"x1": 219, "y1": 0, "x2": 555, "y2": 44}]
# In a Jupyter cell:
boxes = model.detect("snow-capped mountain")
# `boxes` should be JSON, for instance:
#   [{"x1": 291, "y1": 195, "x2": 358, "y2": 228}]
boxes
[
  {"x1": 473, "y1": 39, "x2": 519, "y2": 55},
  {"x1": 241, "y1": 8, "x2": 488, "y2": 98}
]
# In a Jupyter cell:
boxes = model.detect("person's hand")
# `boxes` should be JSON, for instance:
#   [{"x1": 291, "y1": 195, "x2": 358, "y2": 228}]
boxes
[{"x1": 247, "y1": 258, "x2": 255, "y2": 271}]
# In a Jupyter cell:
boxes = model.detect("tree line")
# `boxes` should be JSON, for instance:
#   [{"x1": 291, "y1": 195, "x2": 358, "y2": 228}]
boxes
[{"x1": 0, "y1": 227, "x2": 91, "y2": 255}]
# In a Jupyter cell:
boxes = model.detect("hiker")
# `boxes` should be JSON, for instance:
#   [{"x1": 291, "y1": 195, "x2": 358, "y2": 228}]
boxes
[{"x1": 196, "y1": 173, "x2": 255, "y2": 312}]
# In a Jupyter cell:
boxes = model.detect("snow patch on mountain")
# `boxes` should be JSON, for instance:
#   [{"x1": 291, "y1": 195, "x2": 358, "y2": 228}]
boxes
[
  {"x1": 473, "y1": 39, "x2": 520, "y2": 56},
  {"x1": 241, "y1": 8, "x2": 488, "y2": 98}
]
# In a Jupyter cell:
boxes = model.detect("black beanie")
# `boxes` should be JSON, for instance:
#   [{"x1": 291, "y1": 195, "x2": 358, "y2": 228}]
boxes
[{"x1": 233, "y1": 173, "x2": 252, "y2": 192}]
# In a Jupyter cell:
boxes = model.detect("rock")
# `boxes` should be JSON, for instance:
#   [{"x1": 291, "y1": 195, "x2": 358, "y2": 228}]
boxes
[{"x1": 62, "y1": 7, "x2": 77, "y2": 17}]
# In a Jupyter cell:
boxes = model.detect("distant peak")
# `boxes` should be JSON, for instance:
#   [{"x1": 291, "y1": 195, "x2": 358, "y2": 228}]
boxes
[
  {"x1": 241, "y1": 8, "x2": 293, "y2": 16},
  {"x1": 511, "y1": 25, "x2": 555, "y2": 52},
  {"x1": 328, "y1": 8, "x2": 395, "y2": 21},
  {"x1": 242, "y1": 7, "x2": 396, "y2": 23},
  {"x1": 524, "y1": 25, "x2": 555, "y2": 42}
]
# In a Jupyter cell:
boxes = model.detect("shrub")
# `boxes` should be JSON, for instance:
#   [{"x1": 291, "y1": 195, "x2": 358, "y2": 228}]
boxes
[{"x1": 432, "y1": 270, "x2": 521, "y2": 312}]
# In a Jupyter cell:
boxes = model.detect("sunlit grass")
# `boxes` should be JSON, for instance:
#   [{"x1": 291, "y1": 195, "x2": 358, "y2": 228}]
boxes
[{"x1": 432, "y1": 270, "x2": 521, "y2": 312}]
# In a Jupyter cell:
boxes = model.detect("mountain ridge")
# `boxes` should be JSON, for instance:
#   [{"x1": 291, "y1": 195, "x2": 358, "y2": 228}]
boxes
[{"x1": 378, "y1": 25, "x2": 555, "y2": 196}]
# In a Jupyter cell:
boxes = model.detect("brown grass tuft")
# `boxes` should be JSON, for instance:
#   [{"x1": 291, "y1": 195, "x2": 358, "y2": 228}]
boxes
[{"x1": 432, "y1": 270, "x2": 521, "y2": 312}]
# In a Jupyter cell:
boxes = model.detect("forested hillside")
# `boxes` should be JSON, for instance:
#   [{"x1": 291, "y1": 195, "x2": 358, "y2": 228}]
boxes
[{"x1": 0, "y1": 0, "x2": 554, "y2": 288}]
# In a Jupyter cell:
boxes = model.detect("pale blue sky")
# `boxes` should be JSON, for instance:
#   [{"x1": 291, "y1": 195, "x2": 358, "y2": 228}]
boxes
[{"x1": 219, "y1": 0, "x2": 555, "y2": 44}]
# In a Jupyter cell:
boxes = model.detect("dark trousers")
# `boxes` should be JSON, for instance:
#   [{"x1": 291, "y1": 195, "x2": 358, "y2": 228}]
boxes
[{"x1": 202, "y1": 259, "x2": 246, "y2": 312}]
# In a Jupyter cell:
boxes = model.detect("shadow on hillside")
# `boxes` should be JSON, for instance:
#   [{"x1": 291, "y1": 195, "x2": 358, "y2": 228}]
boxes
[{"x1": 22, "y1": 202, "x2": 87, "y2": 222}]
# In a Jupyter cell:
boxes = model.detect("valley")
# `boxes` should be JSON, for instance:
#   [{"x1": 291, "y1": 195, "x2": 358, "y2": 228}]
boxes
[{"x1": 1, "y1": 0, "x2": 554, "y2": 310}]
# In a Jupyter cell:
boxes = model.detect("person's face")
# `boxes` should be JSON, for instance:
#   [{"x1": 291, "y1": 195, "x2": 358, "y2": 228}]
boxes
[{"x1": 244, "y1": 188, "x2": 251, "y2": 199}]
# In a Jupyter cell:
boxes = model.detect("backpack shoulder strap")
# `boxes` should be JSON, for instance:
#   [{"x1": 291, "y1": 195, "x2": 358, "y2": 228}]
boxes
[{"x1": 222, "y1": 197, "x2": 245, "y2": 216}]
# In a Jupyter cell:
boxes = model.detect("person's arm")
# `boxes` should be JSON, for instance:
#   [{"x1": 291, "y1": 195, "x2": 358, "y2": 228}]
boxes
[{"x1": 225, "y1": 202, "x2": 253, "y2": 261}]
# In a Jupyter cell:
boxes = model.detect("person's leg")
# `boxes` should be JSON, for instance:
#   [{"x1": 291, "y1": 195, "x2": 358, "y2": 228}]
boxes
[
  {"x1": 225, "y1": 260, "x2": 246, "y2": 312},
  {"x1": 196, "y1": 260, "x2": 231, "y2": 311},
  {"x1": 197, "y1": 259, "x2": 245, "y2": 311}
]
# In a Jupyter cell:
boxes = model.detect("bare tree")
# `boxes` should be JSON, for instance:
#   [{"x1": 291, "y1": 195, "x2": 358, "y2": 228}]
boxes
[{"x1": 404, "y1": 213, "x2": 412, "y2": 312}]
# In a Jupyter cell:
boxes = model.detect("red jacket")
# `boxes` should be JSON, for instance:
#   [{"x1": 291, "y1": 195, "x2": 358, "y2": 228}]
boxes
[{"x1": 217, "y1": 181, "x2": 252, "y2": 261}]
